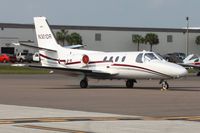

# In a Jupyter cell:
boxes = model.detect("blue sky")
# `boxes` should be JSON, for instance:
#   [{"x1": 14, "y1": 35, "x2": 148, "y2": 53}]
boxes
[{"x1": 0, "y1": 0, "x2": 199, "y2": 28}]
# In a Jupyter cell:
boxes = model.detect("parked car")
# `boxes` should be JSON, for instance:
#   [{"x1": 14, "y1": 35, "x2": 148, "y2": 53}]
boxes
[
  {"x1": 24, "y1": 53, "x2": 34, "y2": 63},
  {"x1": 163, "y1": 52, "x2": 186, "y2": 63},
  {"x1": 16, "y1": 52, "x2": 28, "y2": 62},
  {"x1": 171, "y1": 52, "x2": 186, "y2": 60},
  {"x1": 7, "y1": 54, "x2": 17, "y2": 63},
  {"x1": 0, "y1": 54, "x2": 10, "y2": 63}
]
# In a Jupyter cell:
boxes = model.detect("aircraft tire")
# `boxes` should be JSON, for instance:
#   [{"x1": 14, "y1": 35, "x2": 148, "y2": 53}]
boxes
[
  {"x1": 161, "y1": 81, "x2": 169, "y2": 90},
  {"x1": 126, "y1": 80, "x2": 134, "y2": 88},
  {"x1": 80, "y1": 79, "x2": 88, "y2": 88},
  {"x1": 197, "y1": 72, "x2": 200, "y2": 76}
]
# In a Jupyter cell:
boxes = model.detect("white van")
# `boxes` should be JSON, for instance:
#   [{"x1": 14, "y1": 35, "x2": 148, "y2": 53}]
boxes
[{"x1": 33, "y1": 52, "x2": 40, "y2": 62}]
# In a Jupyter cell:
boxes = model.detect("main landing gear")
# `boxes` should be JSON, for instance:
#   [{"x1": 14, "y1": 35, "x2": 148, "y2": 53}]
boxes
[
  {"x1": 80, "y1": 78, "x2": 88, "y2": 88},
  {"x1": 160, "y1": 79, "x2": 169, "y2": 91},
  {"x1": 197, "y1": 72, "x2": 200, "y2": 76},
  {"x1": 126, "y1": 79, "x2": 137, "y2": 88},
  {"x1": 79, "y1": 78, "x2": 169, "y2": 90}
]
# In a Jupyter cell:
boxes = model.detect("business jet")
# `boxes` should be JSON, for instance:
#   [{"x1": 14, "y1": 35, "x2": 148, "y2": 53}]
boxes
[
  {"x1": 29, "y1": 17, "x2": 187, "y2": 90},
  {"x1": 181, "y1": 54, "x2": 200, "y2": 76}
]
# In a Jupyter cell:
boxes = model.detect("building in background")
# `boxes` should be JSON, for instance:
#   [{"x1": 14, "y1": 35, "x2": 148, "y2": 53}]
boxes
[{"x1": 0, "y1": 23, "x2": 200, "y2": 55}]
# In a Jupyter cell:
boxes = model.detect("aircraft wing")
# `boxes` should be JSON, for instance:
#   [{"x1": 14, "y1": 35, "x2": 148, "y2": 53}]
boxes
[
  {"x1": 14, "y1": 43, "x2": 85, "y2": 50},
  {"x1": 29, "y1": 65, "x2": 117, "y2": 78},
  {"x1": 19, "y1": 43, "x2": 57, "y2": 52}
]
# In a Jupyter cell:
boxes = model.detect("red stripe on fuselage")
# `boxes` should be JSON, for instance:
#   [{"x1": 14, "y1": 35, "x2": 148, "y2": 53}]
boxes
[
  {"x1": 89, "y1": 61, "x2": 111, "y2": 64},
  {"x1": 193, "y1": 62, "x2": 200, "y2": 65},
  {"x1": 65, "y1": 61, "x2": 81, "y2": 65},
  {"x1": 39, "y1": 53, "x2": 108, "y2": 65}
]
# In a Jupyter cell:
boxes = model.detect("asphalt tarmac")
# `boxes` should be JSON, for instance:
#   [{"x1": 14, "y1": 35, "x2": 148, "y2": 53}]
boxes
[{"x1": 0, "y1": 74, "x2": 200, "y2": 117}]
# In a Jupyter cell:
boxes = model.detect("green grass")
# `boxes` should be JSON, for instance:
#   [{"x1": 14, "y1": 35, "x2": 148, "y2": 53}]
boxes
[
  {"x1": 187, "y1": 68, "x2": 199, "y2": 73},
  {"x1": 0, "y1": 65, "x2": 50, "y2": 74}
]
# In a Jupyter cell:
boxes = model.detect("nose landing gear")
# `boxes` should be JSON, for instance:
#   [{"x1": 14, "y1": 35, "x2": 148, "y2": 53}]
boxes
[{"x1": 160, "y1": 80, "x2": 169, "y2": 91}]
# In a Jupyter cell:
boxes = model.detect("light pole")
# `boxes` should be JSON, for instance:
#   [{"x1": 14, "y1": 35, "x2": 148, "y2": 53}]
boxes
[{"x1": 186, "y1": 16, "x2": 189, "y2": 56}]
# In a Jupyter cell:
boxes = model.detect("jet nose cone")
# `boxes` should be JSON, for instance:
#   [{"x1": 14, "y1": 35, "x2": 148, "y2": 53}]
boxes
[
  {"x1": 178, "y1": 67, "x2": 188, "y2": 77},
  {"x1": 173, "y1": 65, "x2": 188, "y2": 78},
  {"x1": 167, "y1": 63, "x2": 188, "y2": 78}
]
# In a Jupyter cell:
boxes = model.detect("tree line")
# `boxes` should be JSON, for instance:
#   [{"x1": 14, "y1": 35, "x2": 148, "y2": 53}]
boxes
[
  {"x1": 133, "y1": 33, "x2": 200, "y2": 52},
  {"x1": 132, "y1": 33, "x2": 159, "y2": 51},
  {"x1": 56, "y1": 29, "x2": 82, "y2": 46},
  {"x1": 55, "y1": 29, "x2": 200, "y2": 51}
]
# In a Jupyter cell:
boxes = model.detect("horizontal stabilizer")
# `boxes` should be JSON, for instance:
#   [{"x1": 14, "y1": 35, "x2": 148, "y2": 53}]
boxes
[
  {"x1": 64, "y1": 44, "x2": 86, "y2": 49},
  {"x1": 15, "y1": 43, "x2": 57, "y2": 52}
]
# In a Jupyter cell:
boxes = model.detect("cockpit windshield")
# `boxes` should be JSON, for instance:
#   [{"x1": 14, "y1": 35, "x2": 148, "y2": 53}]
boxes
[
  {"x1": 154, "y1": 53, "x2": 164, "y2": 60},
  {"x1": 189, "y1": 55, "x2": 198, "y2": 60},
  {"x1": 144, "y1": 53, "x2": 158, "y2": 61},
  {"x1": 136, "y1": 52, "x2": 164, "y2": 63}
]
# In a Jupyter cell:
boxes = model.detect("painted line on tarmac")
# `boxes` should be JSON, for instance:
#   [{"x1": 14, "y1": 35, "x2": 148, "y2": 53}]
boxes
[
  {"x1": 14, "y1": 116, "x2": 200, "y2": 133},
  {"x1": 16, "y1": 125, "x2": 94, "y2": 133},
  {"x1": 0, "y1": 116, "x2": 200, "y2": 125},
  {"x1": 0, "y1": 117, "x2": 142, "y2": 125},
  {"x1": 144, "y1": 116, "x2": 200, "y2": 121}
]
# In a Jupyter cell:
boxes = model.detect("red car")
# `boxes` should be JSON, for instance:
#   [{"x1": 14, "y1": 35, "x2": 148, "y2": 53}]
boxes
[{"x1": 0, "y1": 54, "x2": 10, "y2": 63}]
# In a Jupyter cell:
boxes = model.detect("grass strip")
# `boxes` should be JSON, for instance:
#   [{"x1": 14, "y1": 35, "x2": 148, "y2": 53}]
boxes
[{"x1": 0, "y1": 65, "x2": 49, "y2": 74}]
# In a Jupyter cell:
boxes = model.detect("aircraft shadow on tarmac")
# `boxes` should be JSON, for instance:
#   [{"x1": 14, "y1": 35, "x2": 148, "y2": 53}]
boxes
[
  {"x1": 42, "y1": 85, "x2": 200, "y2": 92},
  {"x1": 169, "y1": 87, "x2": 200, "y2": 92}
]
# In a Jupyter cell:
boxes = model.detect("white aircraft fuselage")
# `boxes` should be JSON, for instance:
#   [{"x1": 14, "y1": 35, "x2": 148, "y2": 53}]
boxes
[{"x1": 40, "y1": 47, "x2": 186, "y2": 79}]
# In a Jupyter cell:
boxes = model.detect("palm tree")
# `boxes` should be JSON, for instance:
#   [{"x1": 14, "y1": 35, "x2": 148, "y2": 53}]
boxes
[
  {"x1": 195, "y1": 35, "x2": 200, "y2": 45},
  {"x1": 132, "y1": 34, "x2": 145, "y2": 51},
  {"x1": 145, "y1": 33, "x2": 159, "y2": 51},
  {"x1": 56, "y1": 29, "x2": 68, "y2": 46},
  {"x1": 66, "y1": 32, "x2": 82, "y2": 45}
]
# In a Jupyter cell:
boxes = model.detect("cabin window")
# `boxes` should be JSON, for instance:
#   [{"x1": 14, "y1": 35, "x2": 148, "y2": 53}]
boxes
[
  {"x1": 194, "y1": 59, "x2": 199, "y2": 62},
  {"x1": 122, "y1": 56, "x2": 126, "y2": 62},
  {"x1": 136, "y1": 53, "x2": 143, "y2": 63},
  {"x1": 115, "y1": 56, "x2": 119, "y2": 62},
  {"x1": 109, "y1": 56, "x2": 113, "y2": 62},
  {"x1": 103, "y1": 56, "x2": 107, "y2": 61}
]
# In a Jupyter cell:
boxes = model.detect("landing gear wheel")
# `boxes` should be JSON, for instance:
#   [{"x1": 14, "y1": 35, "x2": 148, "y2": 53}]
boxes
[
  {"x1": 80, "y1": 79, "x2": 88, "y2": 88},
  {"x1": 161, "y1": 81, "x2": 169, "y2": 91},
  {"x1": 126, "y1": 80, "x2": 134, "y2": 88},
  {"x1": 197, "y1": 72, "x2": 200, "y2": 76},
  {"x1": 19, "y1": 58, "x2": 23, "y2": 63}
]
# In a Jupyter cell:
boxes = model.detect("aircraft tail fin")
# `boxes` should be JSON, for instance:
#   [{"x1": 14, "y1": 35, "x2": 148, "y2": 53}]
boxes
[
  {"x1": 34, "y1": 17, "x2": 60, "y2": 67},
  {"x1": 34, "y1": 17, "x2": 60, "y2": 50}
]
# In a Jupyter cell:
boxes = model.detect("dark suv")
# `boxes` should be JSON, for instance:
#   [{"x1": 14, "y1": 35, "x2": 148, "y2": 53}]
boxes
[{"x1": 24, "y1": 53, "x2": 34, "y2": 63}]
